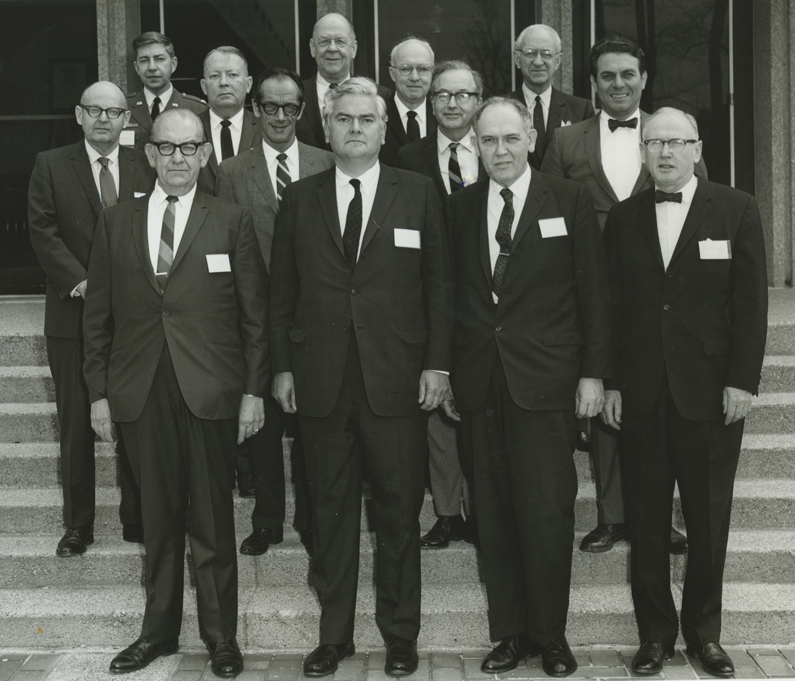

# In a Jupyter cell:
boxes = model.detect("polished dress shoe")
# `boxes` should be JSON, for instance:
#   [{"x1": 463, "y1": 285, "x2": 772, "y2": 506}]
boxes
[
  {"x1": 122, "y1": 524, "x2": 144, "y2": 544},
  {"x1": 420, "y1": 514, "x2": 467, "y2": 549},
  {"x1": 670, "y1": 528, "x2": 688, "y2": 555},
  {"x1": 237, "y1": 471, "x2": 256, "y2": 498},
  {"x1": 686, "y1": 642, "x2": 734, "y2": 677},
  {"x1": 481, "y1": 634, "x2": 534, "y2": 673},
  {"x1": 576, "y1": 430, "x2": 592, "y2": 452},
  {"x1": 207, "y1": 639, "x2": 244, "y2": 677},
  {"x1": 56, "y1": 527, "x2": 94, "y2": 557},
  {"x1": 239, "y1": 527, "x2": 284, "y2": 556},
  {"x1": 631, "y1": 641, "x2": 675, "y2": 675},
  {"x1": 109, "y1": 637, "x2": 178, "y2": 673},
  {"x1": 579, "y1": 523, "x2": 626, "y2": 553},
  {"x1": 385, "y1": 637, "x2": 418, "y2": 676},
  {"x1": 303, "y1": 642, "x2": 355, "y2": 676},
  {"x1": 541, "y1": 637, "x2": 577, "y2": 677}
]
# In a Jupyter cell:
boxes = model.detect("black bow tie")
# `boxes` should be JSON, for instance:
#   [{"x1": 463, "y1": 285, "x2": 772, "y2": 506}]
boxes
[
  {"x1": 608, "y1": 117, "x2": 638, "y2": 132},
  {"x1": 655, "y1": 190, "x2": 683, "y2": 204}
]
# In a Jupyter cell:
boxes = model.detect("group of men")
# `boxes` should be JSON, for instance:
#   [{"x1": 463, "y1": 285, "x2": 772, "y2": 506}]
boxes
[{"x1": 28, "y1": 11, "x2": 767, "y2": 681}]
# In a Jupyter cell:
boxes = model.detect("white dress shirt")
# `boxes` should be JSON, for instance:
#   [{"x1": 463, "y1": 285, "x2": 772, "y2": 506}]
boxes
[
  {"x1": 209, "y1": 107, "x2": 245, "y2": 160},
  {"x1": 147, "y1": 182, "x2": 197, "y2": 274},
  {"x1": 144, "y1": 84, "x2": 173, "y2": 112},
  {"x1": 85, "y1": 139, "x2": 120, "y2": 201},
  {"x1": 335, "y1": 162, "x2": 380, "y2": 260},
  {"x1": 263, "y1": 138, "x2": 300, "y2": 198},
  {"x1": 487, "y1": 165, "x2": 532, "y2": 303},
  {"x1": 656, "y1": 175, "x2": 698, "y2": 270},
  {"x1": 522, "y1": 83, "x2": 552, "y2": 128},
  {"x1": 317, "y1": 72, "x2": 350, "y2": 116},
  {"x1": 599, "y1": 109, "x2": 642, "y2": 202},
  {"x1": 394, "y1": 95, "x2": 428, "y2": 138},
  {"x1": 437, "y1": 129, "x2": 479, "y2": 194}
]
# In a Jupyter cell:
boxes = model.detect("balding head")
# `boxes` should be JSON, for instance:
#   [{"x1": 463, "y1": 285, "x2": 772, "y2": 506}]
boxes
[
  {"x1": 643, "y1": 106, "x2": 699, "y2": 140},
  {"x1": 145, "y1": 108, "x2": 211, "y2": 196},
  {"x1": 310, "y1": 12, "x2": 357, "y2": 83},
  {"x1": 641, "y1": 107, "x2": 703, "y2": 193},
  {"x1": 389, "y1": 38, "x2": 435, "y2": 108},
  {"x1": 80, "y1": 81, "x2": 127, "y2": 108},
  {"x1": 76, "y1": 81, "x2": 130, "y2": 155},
  {"x1": 151, "y1": 108, "x2": 205, "y2": 143},
  {"x1": 514, "y1": 24, "x2": 563, "y2": 94}
]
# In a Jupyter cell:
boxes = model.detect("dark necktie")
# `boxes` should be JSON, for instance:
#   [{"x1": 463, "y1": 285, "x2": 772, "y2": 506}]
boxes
[
  {"x1": 156, "y1": 195, "x2": 179, "y2": 292},
  {"x1": 342, "y1": 179, "x2": 362, "y2": 269},
  {"x1": 492, "y1": 188, "x2": 514, "y2": 297},
  {"x1": 97, "y1": 157, "x2": 117, "y2": 208},
  {"x1": 406, "y1": 110, "x2": 420, "y2": 142},
  {"x1": 448, "y1": 142, "x2": 463, "y2": 193},
  {"x1": 608, "y1": 117, "x2": 639, "y2": 132},
  {"x1": 655, "y1": 190, "x2": 683, "y2": 204},
  {"x1": 151, "y1": 96, "x2": 161, "y2": 120},
  {"x1": 533, "y1": 95, "x2": 546, "y2": 152},
  {"x1": 220, "y1": 119, "x2": 234, "y2": 160},
  {"x1": 276, "y1": 153, "x2": 291, "y2": 202}
]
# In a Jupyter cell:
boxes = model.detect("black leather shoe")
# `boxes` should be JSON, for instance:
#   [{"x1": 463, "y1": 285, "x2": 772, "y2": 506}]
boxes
[
  {"x1": 207, "y1": 639, "x2": 244, "y2": 677},
  {"x1": 385, "y1": 637, "x2": 418, "y2": 676},
  {"x1": 56, "y1": 527, "x2": 94, "y2": 557},
  {"x1": 303, "y1": 642, "x2": 355, "y2": 677},
  {"x1": 122, "y1": 524, "x2": 144, "y2": 544},
  {"x1": 576, "y1": 430, "x2": 591, "y2": 452},
  {"x1": 631, "y1": 641, "x2": 675, "y2": 675},
  {"x1": 239, "y1": 527, "x2": 284, "y2": 556},
  {"x1": 579, "y1": 524, "x2": 626, "y2": 553},
  {"x1": 420, "y1": 514, "x2": 467, "y2": 549},
  {"x1": 686, "y1": 642, "x2": 734, "y2": 677},
  {"x1": 541, "y1": 637, "x2": 578, "y2": 677},
  {"x1": 109, "y1": 637, "x2": 178, "y2": 674},
  {"x1": 237, "y1": 471, "x2": 256, "y2": 497},
  {"x1": 481, "y1": 635, "x2": 534, "y2": 673},
  {"x1": 670, "y1": 528, "x2": 688, "y2": 555}
]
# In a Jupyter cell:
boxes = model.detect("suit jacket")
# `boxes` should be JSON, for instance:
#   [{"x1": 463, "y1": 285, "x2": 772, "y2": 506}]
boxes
[
  {"x1": 215, "y1": 141, "x2": 335, "y2": 270},
  {"x1": 396, "y1": 131, "x2": 485, "y2": 202},
  {"x1": 269, "y1": 164, "x2": 454, "y2": 418},
  {"x1": 28, "y1": 140, "x2": 156, "y2": 338},
  {"x1": 123, "y1": 88, "x2": 208, "y2": 150},
  {"x1": 197, "y1": 108, "x2": 262, "y2": 194},
  {"x1": 82, "y1": 191, "x2": 269, "y2": 423},
  {"x1": 506, "y1": 85, "x2": 594, "y2": 168},
  {"x1": 448, "y1": 171, "x2": 611, "y2": 413},
  {"x1": 379, "y1": 91, "x2": 437, "y2": 167},
  {"x1": 541, "y1": 111, "x2": 709, "y2": 229},
  {"x1": 604, "y1": 179, "x2": 767, "y2": 421}
]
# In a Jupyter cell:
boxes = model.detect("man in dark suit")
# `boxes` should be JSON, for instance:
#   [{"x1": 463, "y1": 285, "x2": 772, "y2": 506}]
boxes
[
  {"x1": 28, "y1": 81, "x2": 154, "y2": 557},
  {"x1": 123, "y1": 31, "x2": 207, "y2": 151},
  {"x1": 602, "y1": 107, "x2": 767, "y2": 677},
  {"x1": 448, "y1": 97, "x2": 610, "y2": 678},
  {"x1": 270, "y1": 78, "x2": 453, "y2": 677},
  {"x1": 83, "y1": 108, "x2": 268, "y2": 677},
  {"x1": 216, "y1": 66, "x2": 334, "y2": 558},
  {"x1": 380, "y1": 37, "x2": 437, "y2": 167},
  {"x1": 507, "y1": 24, "x2": 594, "y2": 169},
  {"x1": 197, "y1": 46, "x2": 261, "y2": 195}
]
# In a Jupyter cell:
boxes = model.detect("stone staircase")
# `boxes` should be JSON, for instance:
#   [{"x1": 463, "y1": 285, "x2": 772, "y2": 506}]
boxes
[{"x1": 1, "y1": 293, "x2": 794, "y2": 651}]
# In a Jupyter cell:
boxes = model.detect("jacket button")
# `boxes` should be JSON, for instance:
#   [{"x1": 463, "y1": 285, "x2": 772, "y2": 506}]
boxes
[
  {"x1": 163, "y1": 310, "x2": 170, "y2": 317},
  {"x1": 663, "y1": 304, "x2": 670, "y2": 311},
  {"x1": 495, "y1": 326, "x2": 502, "y2": 332},
  {"x1": 351, "y1": 289, "x2": 356, "y2": 295}
]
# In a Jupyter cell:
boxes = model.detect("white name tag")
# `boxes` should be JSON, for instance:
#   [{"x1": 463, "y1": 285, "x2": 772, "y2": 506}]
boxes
[
  {"x1": 119, "y1": 130, "x2": 136, "y2": 147},
  {"x1": 394, "y1": 228, "x2": 421, "y2": 249},
  {"x1": 539, "y1": 217, "x2": 567, "y2": 238},
  {"x1": 206, "y1": 253, "x2": 231, "y2": 272},
  {"x1": 134, "y1": 192, "x2": 147, "y2": 198},
  {"x1": 699, "y1": 239, "x2": 731, "y2": 260}
]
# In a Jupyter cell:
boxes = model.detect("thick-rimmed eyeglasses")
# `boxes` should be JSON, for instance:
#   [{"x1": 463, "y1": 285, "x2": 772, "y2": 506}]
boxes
[
  {"x1": 394, "y1": 64, "x2": 433, "y2": 77},
  {"x1": 81, "y1": 105, "x2": 126, "y2": 119},
  {"x1": 643, "y1": 139, "x2": 698, "y2": 152},
  {"x1": 433, "y1": 91, "x2": 478, "y2": 105},
  {"x1": 515, "y1": 49, "x2": 560, "y2": 61},
  {"x1": 149, "y1": 141, "x2": 203, "y2": 156},
  {"x1": 257, "y1": 101, "x2": 301, "y2": 117}
]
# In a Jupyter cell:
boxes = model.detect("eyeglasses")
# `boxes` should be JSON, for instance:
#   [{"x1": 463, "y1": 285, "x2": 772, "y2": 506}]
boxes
[
  {"x1": 433, "y1": 91, "x2": 478, "y2": 105},
  {"x1": 149, "y1": 141, "x2": 203, "y2": 156},
  {"x1": 257, "y1": 101, "x2": 301, "y2": 117},
  {"x1": 515, "y1": 49, "x2": 560, "y2": 61},
  {"x1": 81, "y1": 105, "x2": 126, "y2": 119},
  {"x1": 394, "y1": 64, "x2": 433, "y2": 77},
  {"x1": 642, "y1": 139, "x2": 698, "y2": 152}
]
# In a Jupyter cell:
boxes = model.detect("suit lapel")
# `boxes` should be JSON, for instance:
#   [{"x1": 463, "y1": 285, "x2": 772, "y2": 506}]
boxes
[
  {"x1": 132, "y1": 199, "x2": 161, "y2": 295},
  {"x1": 238, "y1": 111, "x2": 257, "y2": 154},
  {"x1": 251, "y1": 145, "x2": 279, "y2": 212},
  {"x1": 386, "y1": 95, "x2": 408, "y2": 144},
  {"x1": 668, "y1": 179, "x2": 711, "y2": 267},
  {"x1": 118, "y1": 147, "x2": 135, "y2": 202},
  {"x1": 128, "y1": 92, "x2": 153, "y2": 131},
  {"x1": 71, "y1": 141, "x2": 103, "y2": 217},
  {"x1": 171, "y1": 191, "x2": 209, "y2": 274},
  {"x1": 361, "y1": 165, "x2": 399, "y2": 255},
  {"x1": 640, "y1": 190, "x2": 665, "y2": 271},
  {"x1": 305, "y1": 78, "x2": 326, "y2": 146},
  {"x1": 423, "y1": 133, "x2": 448, "y2": 198},
  {"x1": 630, "y1": 111, "x2": 652, "y2": 196},
  {"x1": 546, "y1": 88, "x2": 568, "y2": 146},
  {"x1": 584, "y1": 117, "x2": 620, "y2": 204},
  {"x1": 317, "y1": 168, "x2": 345, "y2": 256},
  {"x1": 199, "y1": 110, "x2": 219, "y2": 174},
  {"x1": 426, "y1": 98, "x2": 437, "y2": 135},
  {"x1": 475, "y1": 182, "x2": 493, "y2": 290},
  {"x1": 511, "y1": 171, "x2": 548, "y2": 248}
]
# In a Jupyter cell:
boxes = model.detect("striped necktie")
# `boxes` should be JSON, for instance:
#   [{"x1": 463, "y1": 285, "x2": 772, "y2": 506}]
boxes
[
  {"x1": 276, "y1": 153, "x2": 291, "y2": 202},
  {"x1": 448, "y1": 142, "x2": 463, "y2": 193},
  {"x1": 97, "y1": 157, "x2": 117, "y2": 208},
  {"x1": 156, "y1": 195, "x2": 179, "y2": 293},
  {"x1": 492, "y1": 188, "x2": 514, "y2": 297}
]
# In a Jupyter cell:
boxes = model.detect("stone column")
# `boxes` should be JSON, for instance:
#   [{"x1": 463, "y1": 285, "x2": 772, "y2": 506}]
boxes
[
  {"x1": 97, "y1": 0, "x2": 141, "y2": 95},
  {"x1": 317, "y1": 0, "x2": 353, "y2": 18},
  {"x1": 539, "y1": 0, "x2": 574, "y2": 94}
]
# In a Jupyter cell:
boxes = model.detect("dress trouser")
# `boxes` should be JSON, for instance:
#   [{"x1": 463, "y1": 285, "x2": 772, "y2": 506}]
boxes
[
  {"x1": 620, "y1": 372, "x2": 743, "y2": 647},
  {"x1": 589, "y1": 417, "x2": 625, "y2": 525},
  {"x1": 427, "y1": 411, "x2": 469, "y2": 517},
  {"x1": 299, "y1": 330, "x2": 427, "y2": 644},
  {"x1": 119, "y1": 343, "x2": 238, "y2": 644},
  {"x1": 463, "y1": 355, "x2": 577, "y2": 646},
  {"x1": 47, "y1": 336, "x2": 140, "y2": 528}
]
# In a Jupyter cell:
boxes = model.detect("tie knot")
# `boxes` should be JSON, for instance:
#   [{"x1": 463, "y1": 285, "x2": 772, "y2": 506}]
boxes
[
  {"x1": 98, "y1": 157, "x2": 110, "y2": 169},
  {"x1": 407, "y1": 110, "x2": 418, "y2": 120},
  {"x1": 221, "y1": 119, "x2": 232, "y2": 129},
  {"x1": 350, "y1": 178, "x2": 361, "y2": 191},
  {"x1": 153, "y1": 96, "x2": 161, "y2": 105},
  {"x1": 608, "y1": 117, "x2": 638, "y2": 132},
  {"x1": 329, "y1": 82, "x2": 339, "y2": 90},
  {"x1": 500, "y1": 187, "x2": 513, "y2": 204},
  {"x1": 166, "y1": 195, "x2": 179, "y2": 204},
  {"x1": 449, "y1": 142, "x2": 459, "y2": 152},
  {"x1": 277, "y1": 153, "x2": 288, "y2": 162}
]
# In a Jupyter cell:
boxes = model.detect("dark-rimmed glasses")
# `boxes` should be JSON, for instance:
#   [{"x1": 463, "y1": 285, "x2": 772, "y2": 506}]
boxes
[
  {"x1": 642, "y1": 139, "x2": 698, "y2": 152},
  {"x1": 149, "y1": 141, "x2": 203, "y2": 156},
  {"x1": 257, "y1": 101, "x2": 302, "y2": 117},
  {"x1": 81, "y1": 105, "x2": 126, "y2": 119},
  {"x1": 433, "y1": 91, "x2": 479, "y2": 105}
]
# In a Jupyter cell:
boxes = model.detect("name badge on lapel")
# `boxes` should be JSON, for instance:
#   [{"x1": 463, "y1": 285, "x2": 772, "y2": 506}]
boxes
[
  {"x1": 394, "y1": 228, "x2": 421, "y2": 249},
  {"x1": 206, "y1": 254, "x2": 231, "y2": 272},
  {"x1": 698, "y1": 239, "x2": 731, "y2": 260},
  {"x1": 120, "y1": 130, "x2": 136, "y2": 147},
  {"x1": 539, "y1": 217, "x2": 567, "y2": 238}
]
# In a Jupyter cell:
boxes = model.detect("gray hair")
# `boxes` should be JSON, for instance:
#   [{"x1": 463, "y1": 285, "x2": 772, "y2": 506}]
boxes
[
  {"x1": 390, "y1": 36, "x2": 435, "y2": 66},
  {"x1": 322, "y1": 77, "x2": 388, "y2": 125},
  {"x1": 203, "y1": 46, "x2": 249, "y2": 77},
  {"x1": 150, "y1": 108, "x2": 207, "y2": 143},
  {"x1": 472, "y1": 97, "x2": 534, "y2": 137},
  {"x1": 644, "y1": 106, "x2": 699, "y2": 139},
  {"x1": 514, "y1": 24, "x2": 562, "y2": 52},
  {"x1": 431, "y1": 60, "x2": 484, "y2": 96}
]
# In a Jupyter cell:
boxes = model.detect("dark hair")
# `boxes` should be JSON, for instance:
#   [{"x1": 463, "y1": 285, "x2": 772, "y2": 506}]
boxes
[
  {"x1": 254, "y1": 67, "x2": 305, "y2": 105},
  {"x1": 589, "y1": 34, "x2": 646, "y2": 79},
  {"x1": 132, "y1": 31, "x2": 175, "y2": 60}
]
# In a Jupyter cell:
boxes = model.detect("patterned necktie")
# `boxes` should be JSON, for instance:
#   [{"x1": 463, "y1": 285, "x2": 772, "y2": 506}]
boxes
[
  {"x1": 220, "y1": 119, "x2": 234, "y2": 160},
  {"x1": 276, "y1": 153, "x2": 291, "y2": 202},
  {"x1": 97, "y1": 157, "x2": 117, "y2": 208},
  {"x1": 533, "y1": 95, "x2": 546, "y2": 152},
  {"x1": 342, "y1": 179, "x2": 362, "y2": 270},
  {"x1": 492, "y1": 188, "x2": 514, "y2": 297},
  {"x1": 406, "y1": 110, "x2": 420, "y2": 142},
  {"x1": 608, "y1": 117, "x2": 638, "y2": 132},
  {"x1": 156, "y1": 195, "x2": 179, "y2": 292},
  {"x1": 151, "y1": 96, "x2": 161, "y2": 120},
  {"x1": 655, "y1": 190, "x2": 683, "y2": 203},
  {"x1": 448, "y1": 142, "x2": 463, "y2": 193}
]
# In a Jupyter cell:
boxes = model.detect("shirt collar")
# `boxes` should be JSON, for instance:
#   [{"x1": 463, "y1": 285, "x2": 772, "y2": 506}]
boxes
[
  {"x1": 522, "y1": 83, "x2": 552, "y2": 109},
  {"x1": 210, "y1": 106, "x2": 245, "y2": 130},
  {"x1": 335, "y1": 161, "x2": 381, "y2": 193},
  {"x1": 152, "y1": 180, "x2": 198, "y2": 209},
  {"x1": 394, "y1": 95, "x2": 426, "y2": 124},
  {"x1": 600, "y1": 108, "x2": 641, "y2": 124},
  {"x1": 655, "y1": 175, "x2": 698, "y2": 205},
  {"x1": 438, "y1": 128, "x2": 476, "y2": 155},
  {"x1": 144, "y1": 84, "x2": 173, "y2": 109},
  {"x1": 489, "y1": 164, "x2": 532, "y2": 200},
  {"x1": 262, "y1": 138, "x2": 299, "y2": 166},
  {"x1": 85, "y1": 139, "x2": 120, "y2": 165},
  {"x1": 317, "y1": 72, "x2": 350, "y2": 90}
]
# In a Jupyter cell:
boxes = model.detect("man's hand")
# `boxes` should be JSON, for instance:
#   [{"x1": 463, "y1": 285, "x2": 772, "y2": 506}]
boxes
[
  {"x1": 419, "y1": 371, "x2": 451, "y2": 411},
  {"x1": 601, "y1": 390, "x2": 622, "y2": 430},
  {"x1": 575, "y1": 378, "x2": 604, "y2": 419},
  {"x1": 440, "y1": 398, "x2": 461, "y2": 422},
  {"x1": 73, "y1": 280, "x2": 88, "y2": 298},
  {"x1": 272, "y1": 372, "x2": 297, "y2": 414},
  {"x1": 723, "y1": 386, "x2": 753, "y2": 425},
  {"x1": 238, "y1": 394, "x2": 265, "y2": 444},
  {"x1": 90, "y1": 398, "x2": 114, "y2": 442}
]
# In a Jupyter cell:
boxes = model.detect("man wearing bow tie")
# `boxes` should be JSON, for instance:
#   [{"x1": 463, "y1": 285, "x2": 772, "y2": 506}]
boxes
[{"x1": 602, "y1": 107, "x2": 767, "y2": 677}]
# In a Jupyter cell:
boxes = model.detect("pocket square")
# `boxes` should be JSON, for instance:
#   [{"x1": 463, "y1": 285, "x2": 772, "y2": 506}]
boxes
[
  {"x1": 134, "y1": 192, "x2": 146, "y2": 198},
  {"x1": 560, "y1": 120, "x2": 572, "y2": 127}
]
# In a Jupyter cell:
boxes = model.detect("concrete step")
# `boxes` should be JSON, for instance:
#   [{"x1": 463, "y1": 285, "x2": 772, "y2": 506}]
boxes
[
  {"x1": 0, "y1": 366, "x2": 53, "y2": 403},
  {"x1": 762, "y1": 356, "x2": 795, "y2": 392}
]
